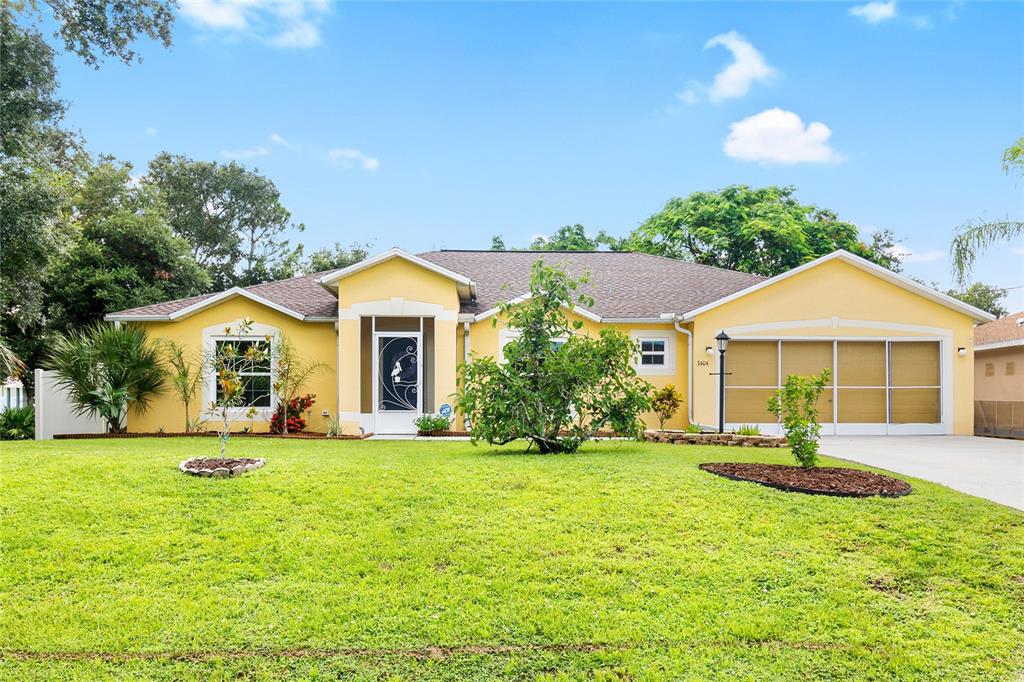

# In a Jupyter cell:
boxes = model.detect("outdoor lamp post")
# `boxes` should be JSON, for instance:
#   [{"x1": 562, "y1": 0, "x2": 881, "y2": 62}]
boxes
[{"x1": 716, "y1": 331, "x2": 730, "y2": 434}]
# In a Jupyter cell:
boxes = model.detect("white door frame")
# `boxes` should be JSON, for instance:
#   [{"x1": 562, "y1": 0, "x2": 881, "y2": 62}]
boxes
[{"x1": 372, "y1": 331, "x2": 422, "y2": 434}]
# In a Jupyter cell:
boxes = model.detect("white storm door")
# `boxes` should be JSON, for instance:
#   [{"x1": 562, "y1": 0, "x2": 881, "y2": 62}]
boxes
[{"x1": 372, "y1": 332, "x2": 422, "y2": 434}]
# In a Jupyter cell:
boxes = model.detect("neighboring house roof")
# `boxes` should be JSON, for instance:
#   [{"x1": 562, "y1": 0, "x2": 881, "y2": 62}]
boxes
[
  {"x1": 975, "y1": 311, "x2": 1024, "y2": 350},
  {"x1": 677, "y1": 250, "x2": 996, "y2": 324},
  {"x1": 105, "y1": 271, "x2": 338, "y2": 322},
  {"x1": 417, "y1": 250, "x2": 764, "y2": 319}
]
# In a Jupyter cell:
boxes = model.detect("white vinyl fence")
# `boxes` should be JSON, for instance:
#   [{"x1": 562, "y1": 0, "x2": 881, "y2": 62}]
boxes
[{"x1": 34, "y1": 369, "x2": 105, "y2": 440}]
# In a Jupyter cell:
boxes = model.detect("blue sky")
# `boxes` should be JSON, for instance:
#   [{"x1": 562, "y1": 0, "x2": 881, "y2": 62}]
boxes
[{"x1": 50, "y1": 1, "x2": 1024, "y2": 308}]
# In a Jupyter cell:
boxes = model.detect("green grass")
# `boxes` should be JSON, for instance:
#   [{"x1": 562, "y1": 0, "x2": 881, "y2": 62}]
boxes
[{"x1": 1, "y1": 438, "x2": 1022, "y2": 681}]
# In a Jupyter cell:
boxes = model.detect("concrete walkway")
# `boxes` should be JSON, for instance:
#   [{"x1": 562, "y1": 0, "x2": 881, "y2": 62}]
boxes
[{"x1": 820, "y1": 436, "x2": 1023, "y2": 511}]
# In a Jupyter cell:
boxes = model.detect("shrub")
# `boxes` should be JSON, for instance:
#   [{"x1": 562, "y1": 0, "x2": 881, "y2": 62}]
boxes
[
  {"x1": 0, "y1": 406, "x2": 34, "y2": 440},
  {"x1": 456, "y1": 261, "x2": 653, "y2": 454},
  {"x1": 326, "y1": 414, "x2": 344, "y2": 437},
  {"x1": 46, "y1": 323, "x2": 165, "y2": 433},
  {"x1": 684, "y1": 423, "x2": 703, "y2": 434},
  {"x1": 270, "y1": 394, "x2": 315, "y2": 434},
  {"x1": 414, "y1": 413, "x2": 453, "y2": 432},
  {"x1": 272, "y1": 334, "x2": 326, "y2": 434},
  {"x1": 735, "y1": 424, "x2": 760, "y2": 436},
  {"x1": 161, "y1": 340, "x2": 205, "y2": 433},
  {"x1": 768, "y1": 369, "x2": 830, "y2": 469},
  {"x1": 651, "y1": 384, "x2": 683, "y2": 429}
]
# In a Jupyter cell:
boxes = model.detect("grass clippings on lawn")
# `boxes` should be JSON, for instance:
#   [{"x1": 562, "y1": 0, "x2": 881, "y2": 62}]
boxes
[{"x1": 1, "y1": 438, "x2": 1022, "y2": 681}]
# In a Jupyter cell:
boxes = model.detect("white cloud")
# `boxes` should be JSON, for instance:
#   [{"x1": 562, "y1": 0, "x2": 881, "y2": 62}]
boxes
[
  {"x1": 676, "y1": 88, "x2": 700, "y2": 105},
  {"x1": 328, "y1": 148, "x2": 380, "y2": 172},
  {"x1": 144, "y1": 126, "x2": 158, "y2": 136},
  {"x1": 702, "y1": 31, "x2": 776, "y2": 103},
  {"x1": 1011, "y1": 246, "x2": 1024, "y2": 257},
  {"x1": 724, "y1": 108, "x2": 841, "y2": 165},
  {"x1": 268, "y1": 132, "x2": 293, "y2": 148},
  {"x1": 849, "y1": 1, "x2": 897, "y2": 24},
  {"x1": 222, "y1": 146, "x2": 270, "y2": 160},
  {"x1": 887, "y1": 244, "x2": 945, "y2": 263},
  {"x1": 179, "y1": 0, "x2": 328, "y2": 48},
  {"x1": 909, "y1": 14, "x2": 934, "y2": 30}
]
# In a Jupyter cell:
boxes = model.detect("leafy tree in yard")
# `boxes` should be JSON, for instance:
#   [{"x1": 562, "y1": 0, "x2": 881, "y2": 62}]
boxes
[
  {"x1": 48, "y1": 158, "x2": 210, "y2": 329},
  {"x1": 651, "y1": 384, "x2": 683, "y2": 430},
  {"x1": 205, "y1": 318, "x2": 269, "y2": 457},
  {"x1": 945, "y1": 283, "x2": 1008, "y2": 319},
  {"x1": 46, "y1": 323, "x2": 166, "y2": 433},
  {"x1": 456, "y1": 261, "x2": 653, "y2": 453},
  {"x1": 303, "y1": 242, "x2": 370, "y2": 273},
  {"x1": 617, "y1": 185, "x2": 903, "y2": 276},
  {"x1": 768, "y1": 370, "x2": 830, "y2": 469},
  {"x1": 17, "y1": 0, "x2": 175, "y2": 67},
  {"x1": 144, "y1": 153, "x2": 304, "y2": 289},
  {"x1": 950, "y1": 136, "x2": 1024, "y2": 286},
  {"x1": 530, "y1": 224, "x2": 614, "y2": 251}
]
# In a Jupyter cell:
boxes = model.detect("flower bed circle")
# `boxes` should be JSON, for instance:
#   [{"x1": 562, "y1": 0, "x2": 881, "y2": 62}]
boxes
[
  {"x1": 179, "y1": 457, "x2": 265, "y2": 477},
  {"x1": 698, "y1": 462, "x2": 911, "y2": 498}
]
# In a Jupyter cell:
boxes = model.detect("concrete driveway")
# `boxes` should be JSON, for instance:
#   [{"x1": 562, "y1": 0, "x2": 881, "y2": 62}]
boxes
[{"x1": 820, "y1": 436, "x2": 1024, "y2": 511}]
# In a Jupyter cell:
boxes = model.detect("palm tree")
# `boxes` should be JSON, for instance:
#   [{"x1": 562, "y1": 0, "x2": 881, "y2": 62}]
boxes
[
  {"x1": 950, "y1": 136, "x2": 1024, "y2": 285},
  {"x1": 161, "y1": 340, "x2": 206, "y2": 433},
  {"x1": 0, "y1": 335, "x2": 26, "y2": 380},
  {"x1": 46, "y1": 324, "x2": 166, "y2": 433}
]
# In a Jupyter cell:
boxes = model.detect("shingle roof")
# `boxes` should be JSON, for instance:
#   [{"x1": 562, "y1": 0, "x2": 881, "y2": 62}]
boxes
[
  {"x1": 107, "y1": 251, "x2": 764, "y2": 321},
  {"x1": 417, "y1": 250, "x2": 764, "y2": 318},
  {"x1": 975, "y1": 311, "x2": 1024, "y2": 347},
  {"x1": 107, "y1": 271, "x2": 338, "y2": 320}
]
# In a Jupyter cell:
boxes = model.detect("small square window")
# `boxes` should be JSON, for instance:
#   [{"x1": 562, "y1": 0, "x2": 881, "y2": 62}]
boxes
[
  {"x1": 1007, "y1": 362, "x2": 1016, "y2": 377},
  {"x1": 985, "y1": 362, "x2": 995, "y2": 377},
  {"x1": 639, "y1": 339, "x2": 666, "y2": 366}
]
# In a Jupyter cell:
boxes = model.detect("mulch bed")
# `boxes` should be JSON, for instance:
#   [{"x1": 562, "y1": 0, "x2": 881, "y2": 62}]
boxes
[
  {"x1": 699, "y1": 462, "x2": 911, "y2": 498},
  {"x1": 55, "y1": 431, "x2": 371, "y2": 440},
  {"x1": 180, "y1": 457, "x2": 265, "y2": 477}
]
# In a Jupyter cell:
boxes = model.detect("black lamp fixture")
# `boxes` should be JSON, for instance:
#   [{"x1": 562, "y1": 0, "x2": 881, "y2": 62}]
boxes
[{"x1": 715, "y1": 331, "x2": 731, "y2": 433}]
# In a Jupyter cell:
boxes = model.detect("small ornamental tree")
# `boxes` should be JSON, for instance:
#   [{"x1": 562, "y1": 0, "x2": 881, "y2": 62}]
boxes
[
  {"x1": 456, "y1": 260, "x2": 653, "y2": 454},
  {"x1": 768, "y1": 369, "x2": 830, "y2": 469},
  {"x1": 272, "y1": 334, "x2": 325, "y2": 434},
  {"x1": 651, "y1": 384, "x2": 683, "y2": 429},
  {"x1": 206, "y1": 318, "x2": 270, "y2": 457},
  {"x1": 161, "y1": 340, "x2": 205, "y2": 433}
]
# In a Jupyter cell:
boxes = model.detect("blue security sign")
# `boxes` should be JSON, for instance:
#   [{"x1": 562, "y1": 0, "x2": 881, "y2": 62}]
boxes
[{"x1": 438, "y1": 403, "x2": 453, "y2": 418}]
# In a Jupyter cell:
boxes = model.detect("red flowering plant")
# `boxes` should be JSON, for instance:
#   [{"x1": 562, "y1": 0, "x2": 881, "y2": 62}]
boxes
[{"x1": 270, "y1": 394, "x2": 316, "y2": 434}]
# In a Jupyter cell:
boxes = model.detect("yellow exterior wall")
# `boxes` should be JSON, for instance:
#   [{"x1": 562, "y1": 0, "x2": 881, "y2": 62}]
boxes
[
  {"x1": 130, "y1": 297, "x2": 337, "y2": 433},
  {"x1": 466, "y1": 311, "x2": 692, "y2": 429},
  {"x1": 334, "y1": 256, "x2": 462, "y2": 433},
  {"x1": 690, "y1": 258, "x2": 978, "y2": 434}
]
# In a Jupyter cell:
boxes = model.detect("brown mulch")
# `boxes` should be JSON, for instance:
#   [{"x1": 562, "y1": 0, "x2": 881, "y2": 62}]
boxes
[
  {"x1": 183, "y1": 458, "x2": 260, "y2": 471},
  {"x1": 699, "y1": 462, "x2": 911, "y2": 498}
]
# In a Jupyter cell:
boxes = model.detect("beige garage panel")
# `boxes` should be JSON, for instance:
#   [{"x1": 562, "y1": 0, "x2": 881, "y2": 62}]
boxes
[
  {"x1": 889, "y1": 341, "x2": 940, "y2": 424},
  {"x1": 725, "y1": 341, "x2": 778, "y2": 423},
  {"x1": 782, "y1": 341, "x2": 833, "y2": 419}
]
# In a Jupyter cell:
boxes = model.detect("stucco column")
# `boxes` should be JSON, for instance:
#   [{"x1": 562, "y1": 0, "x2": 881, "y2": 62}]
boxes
[
  {"x1": 433, "y1": 318, "x2": 458, "y2": 414},
  {"x1": 338, "y1": 316, "x2": 361, "y2": 432}
]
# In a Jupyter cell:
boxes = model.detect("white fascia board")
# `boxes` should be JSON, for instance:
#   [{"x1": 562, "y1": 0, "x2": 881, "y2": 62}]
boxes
[
  {"x1": 103, "y1": 314, "x2": 171, "y2": 322},
  {"x1": 318, "y1": 248, "x2": 474, "y2": 288},
  {"x1": 975, "y1": 339, "x2": 1024, "y2": 351},
  {"x1": 471, "y1": 293, "x2": 602, "y2": 323},
  {"x1": 167, "y1": 288, "x2": 307, "y2": 322},
  {"x1": 679, "y1": 250, "x2": 996, "y2": 323}
]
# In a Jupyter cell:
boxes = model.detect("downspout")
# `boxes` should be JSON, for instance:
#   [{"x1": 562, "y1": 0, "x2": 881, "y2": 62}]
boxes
[
  {"x1": 462, "y1": 321, "x2": 471, "y2": 430},
  {"x1": 673, "y1": 317, "x2": 695, "y2": 427}
]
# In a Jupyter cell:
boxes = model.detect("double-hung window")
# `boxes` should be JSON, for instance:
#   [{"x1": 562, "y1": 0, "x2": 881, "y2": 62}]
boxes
[
  {"x1": 630, "y1": 332, "x2": 675, "y2": 376},
  {"x1": 215, "y1": 339, "x2": 272, "y2": 408}
]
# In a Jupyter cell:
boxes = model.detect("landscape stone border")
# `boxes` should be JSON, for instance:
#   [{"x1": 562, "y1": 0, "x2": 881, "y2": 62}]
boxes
[
  {"x1": 644, "y1": 430, "x2": 787, "y2": 448},
  {"x1": 179, "y1": 457, "x2": 266, "y2": 477}
]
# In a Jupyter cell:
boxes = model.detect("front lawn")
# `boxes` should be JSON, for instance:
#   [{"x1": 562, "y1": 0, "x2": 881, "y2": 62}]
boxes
[{"x1": 1, "y1": 438, "x2": 1022, "y2": 680}]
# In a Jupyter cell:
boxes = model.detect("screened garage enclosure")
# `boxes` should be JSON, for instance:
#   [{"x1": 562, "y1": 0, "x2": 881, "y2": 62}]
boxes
[{"x1": 726, "y1": 340, "x2": 944, "y2": 435}]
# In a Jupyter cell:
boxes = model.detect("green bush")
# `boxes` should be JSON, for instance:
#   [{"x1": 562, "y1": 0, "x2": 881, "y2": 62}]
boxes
[
  {"x1": 651, "y1": 384, "x2": 683, "y2": 429},
  {"x1": 768, "y1": 369, "x2": 830, "y2": 469},
  {"x1": 456, "y1": 261, "x2": 653, "y2": 454},
  {"x1": 684, "y1": 423, "x2": 703, "y2": 434},
  {"x1": 0, "y1": 406, "x2": 34, "y2": 440},
  {"x1": 414, "y1": 413, "x2": 453, "y2": 432},
  {"x1": 735, "y1": 424, "x2": 760, "y2": 436}
]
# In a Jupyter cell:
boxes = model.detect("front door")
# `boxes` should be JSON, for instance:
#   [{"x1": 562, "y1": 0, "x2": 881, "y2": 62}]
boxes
[{"x1": 373, "y1": 333, "x2": 421, "y2": 434}]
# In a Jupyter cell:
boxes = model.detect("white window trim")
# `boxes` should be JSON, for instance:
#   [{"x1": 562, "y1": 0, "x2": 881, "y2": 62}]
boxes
[
  {"x1": 629, "y1": 330, "x2": 676, "y2": 376},
  {"x1": 202, "y1": 320, "x2": 280, "y2": 420},
  {"x1": 498, "y1": 328, "x2": 568, "y2": 364}
]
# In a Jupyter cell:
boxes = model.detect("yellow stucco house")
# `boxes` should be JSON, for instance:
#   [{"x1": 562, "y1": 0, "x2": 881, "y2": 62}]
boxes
[{"x1": 106, "y1": 248, "x2": 993, "y2": 436}]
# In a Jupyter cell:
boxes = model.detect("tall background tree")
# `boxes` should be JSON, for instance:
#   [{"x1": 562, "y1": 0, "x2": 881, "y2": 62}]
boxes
[
  {"x1": 530, "y1": 224, "x2": 613, "y2": 251},
  {"x1": 616, "y1": 185, "x2": 902, "y2": 277},
  {"x1": 302, "y1": 242, "x2": 371, "y2": 273},
  {"x1": 144, "y1": 153, "x2": 305, "y2": 289},
  {"x1": 950, "y1": 136, "x2": 1023, "y2": 286}
]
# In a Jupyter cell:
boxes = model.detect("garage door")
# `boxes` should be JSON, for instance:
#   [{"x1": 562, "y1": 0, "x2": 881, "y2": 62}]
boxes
[{"x1": 725, "y1": 339, "x2": 942, "y2": 434}]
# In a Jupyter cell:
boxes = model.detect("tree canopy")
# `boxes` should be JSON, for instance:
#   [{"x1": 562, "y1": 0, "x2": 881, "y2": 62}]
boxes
[
  {"x1": 616, "y1": 185, "x2": 902, "y2": 277},
  {"x1": 945, "y1": 283, "x2": 1008, "y2": 319}
]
